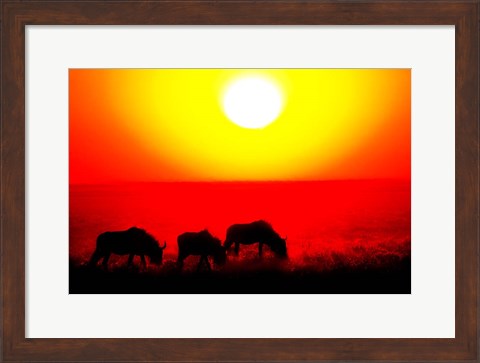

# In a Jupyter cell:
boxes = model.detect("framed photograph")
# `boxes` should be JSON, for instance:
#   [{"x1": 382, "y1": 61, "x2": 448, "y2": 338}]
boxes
[
  {"x1": 2, "y1": 1, "x2": 478, "y2": 362},
  {"x1": 69, "y1": 68, "x2": 411, "y2": 295}
]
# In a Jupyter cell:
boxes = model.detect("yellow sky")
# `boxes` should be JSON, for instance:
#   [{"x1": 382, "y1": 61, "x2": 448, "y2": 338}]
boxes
[{"x1": 70, "y1": 69, "x2": 410, "y2": 183}]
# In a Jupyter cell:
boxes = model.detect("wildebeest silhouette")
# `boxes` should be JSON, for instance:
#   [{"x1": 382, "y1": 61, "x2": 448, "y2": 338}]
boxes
[
  {"x1": 177, "y1": 230, "x2": 226, "y2": 271},
  {"x1": 88, "y1": 227, "x2": 166, "y2": 269},
  {"x1": 224, "y1": 220, "x2": 287, "y2": 258}
]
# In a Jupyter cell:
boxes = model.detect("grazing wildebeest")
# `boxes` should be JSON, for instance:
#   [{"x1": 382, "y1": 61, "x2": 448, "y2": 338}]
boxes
[
  {"x1": 177, "y1": 230, "x2": 226, "y2": 271},
  {"x1": 88, "y1": 227, "x2": 166, "y2": 269},
  {"x1": 224, "y1": 220, "x2": 287, "y2": 258}
]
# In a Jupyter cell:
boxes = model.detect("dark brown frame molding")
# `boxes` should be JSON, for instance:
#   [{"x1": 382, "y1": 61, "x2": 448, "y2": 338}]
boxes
[{"x1": 1, "y1": 1, "x2": 479, "y2": 362}]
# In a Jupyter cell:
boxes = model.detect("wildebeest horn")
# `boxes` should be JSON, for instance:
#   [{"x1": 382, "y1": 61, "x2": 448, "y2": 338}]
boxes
[{"x1": 161, "y1": 241, "x2": 167, "y2": 249}]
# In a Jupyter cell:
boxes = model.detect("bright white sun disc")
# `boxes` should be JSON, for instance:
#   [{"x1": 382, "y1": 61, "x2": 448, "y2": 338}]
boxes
[{"x1": 222, "y1": 78, "x2": 283, "y2": 129}]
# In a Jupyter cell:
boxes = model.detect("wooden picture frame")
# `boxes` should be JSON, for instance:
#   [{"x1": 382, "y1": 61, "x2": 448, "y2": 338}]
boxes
[{"x1": 1, "y1": 1, "x2": 478, "y2": 361}]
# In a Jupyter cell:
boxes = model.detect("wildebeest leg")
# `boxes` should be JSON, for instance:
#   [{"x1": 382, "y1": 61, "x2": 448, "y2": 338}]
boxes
[
  {"x1": 197, "y1": 256, "x2": 211, "y2": 272},
  {"x1": 102, "y1": 253, "x2": 111, "y2": 269},
  {"x1": 140, "y1": 255, "x2": 147, "y2": 268},
  {"x1": 234, "y1": 242, "x2": 240, "y2": 255},
  {"x1": 177, "y1": 254, "x2": 186, "y2": 270},
  {"x1": 127, "y1": 254, "x2": 135, "y2": 266},
  {"x1": 196, "y1": 256, "x2": 204, "y2": 272},
  {"x1": 88, "y1": 249, "x2": 102, "y2": 267},
  {"x1": 258, "y1": 242, "x2": 263, "y2": 258}
]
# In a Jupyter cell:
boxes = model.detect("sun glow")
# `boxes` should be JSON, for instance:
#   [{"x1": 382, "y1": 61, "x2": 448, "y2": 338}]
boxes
[
  {"x1": 222, "y1": 77, "x2": 283, "y2": 129},
  {"x1": 70, "y1": 69, "x2": 411, "y2": 183}
]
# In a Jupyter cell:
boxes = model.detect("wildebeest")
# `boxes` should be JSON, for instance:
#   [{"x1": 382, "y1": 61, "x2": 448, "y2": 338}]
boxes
[
  {"x1": 177, "y1": 230, "x2": 226, "y2": 271},
  {"x1": 88, "y1": 227, "x2": 166, "y2": 269},
  {"x1": 224, "y1": 220, "x2": 287, "y2": 258}
]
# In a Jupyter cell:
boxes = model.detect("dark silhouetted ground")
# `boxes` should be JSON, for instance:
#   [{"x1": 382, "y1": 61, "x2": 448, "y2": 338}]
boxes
[{"x1": 69, "y1": 255, "x2": 410, "y2": 294}]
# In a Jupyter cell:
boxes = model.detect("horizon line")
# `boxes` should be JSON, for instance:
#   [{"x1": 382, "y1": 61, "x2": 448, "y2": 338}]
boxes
[{"x1": 69, "y1": 177, "x2": 411, "y2": 187}]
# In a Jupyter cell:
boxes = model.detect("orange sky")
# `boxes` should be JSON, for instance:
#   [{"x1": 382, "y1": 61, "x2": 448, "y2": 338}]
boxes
[{"x1": 69, "y1": 69, "x2": 410, "y2": 184}]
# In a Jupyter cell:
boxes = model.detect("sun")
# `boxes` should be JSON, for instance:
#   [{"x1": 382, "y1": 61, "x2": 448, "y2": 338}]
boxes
[{"x1": 222, "y1": 77, "x2": 284, "y2": 129}]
